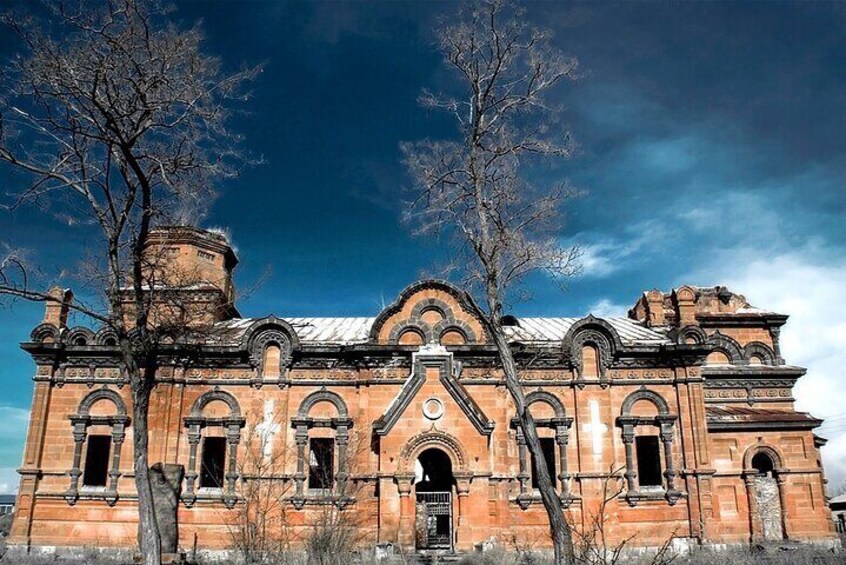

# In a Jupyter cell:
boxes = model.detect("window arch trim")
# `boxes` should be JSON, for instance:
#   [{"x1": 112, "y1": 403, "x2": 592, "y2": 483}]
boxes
[
  {"x1": 510, "y1": 392, "x2": 574, "y2": 508},
  {"x1": 182, "y1": 389, "x2": 245, "y2": 509},
  {"x1": 65, "y1": 388, "x2": 129, "y2": 507},
  {"x1": 291, "y1": 389, "x2": 353, "y2": 509},
  {"x1": 617, "y1": 388, "x2": 682, "y2": 506},
  {"x1": 706, "y1": 332, "x2": 744, "y2": 364}
]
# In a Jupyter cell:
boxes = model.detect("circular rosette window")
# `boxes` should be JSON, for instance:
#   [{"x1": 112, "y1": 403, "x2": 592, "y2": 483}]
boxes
[{"x1": 422, "y1": 398, "x2": 444, "y2": 421}]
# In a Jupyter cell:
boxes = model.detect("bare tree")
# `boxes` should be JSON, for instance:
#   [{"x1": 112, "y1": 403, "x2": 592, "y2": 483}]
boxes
[
  {"x1": 402, "y1": 1, "x2": 580, "y2": 563},
  {"x1": 227, "y1": 421, "x2": 373, "y2": 565},
  {"x1": 228, "y1": 410, "x2": 296, "y2": 565},
  {"x1": 570, "y1": 466, "x2": 677, "y2": 565},
  {"x1": 0, "y1": 2, "x2": 260, "y2": 564}
]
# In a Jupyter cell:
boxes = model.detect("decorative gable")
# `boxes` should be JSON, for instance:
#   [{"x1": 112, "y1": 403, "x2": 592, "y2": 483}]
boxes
[
  {"x1": 369, "y1": 280, "x2": 487, "y2": 345},
  {"x1": 372, "y1": 344, "x2": 494, "y2": 436}
]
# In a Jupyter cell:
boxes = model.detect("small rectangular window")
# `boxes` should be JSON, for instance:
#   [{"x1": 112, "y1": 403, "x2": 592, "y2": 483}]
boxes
[
  {"x1": 200, "y1": 436, "x2": 227, "y2": 489},
  {"x1": 309, "y1": 438, "x2": 334, "y2": 490},
  {"x1": 197, "y1": 250, "x2": 216, "y2": 262},
  {"x1": 636, "y1": 436, "x2": 663, "y2": 488},
  {"x1": 82, "y1": 435, "x2": 111, "y2": 487},
  {"x1": 531, "y1": 437, "x2": 557, "y2": 490}
]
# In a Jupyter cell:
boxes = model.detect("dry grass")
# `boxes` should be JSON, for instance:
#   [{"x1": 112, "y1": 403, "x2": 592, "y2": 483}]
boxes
[
  {"x1": 674, "y1": 544, "x2": 843, "y2": 565},
  {"x1": 0, "y1": 543, "x2": 841, "y2": 565}
]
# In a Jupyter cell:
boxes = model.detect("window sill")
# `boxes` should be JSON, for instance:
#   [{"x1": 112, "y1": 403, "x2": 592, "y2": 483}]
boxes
[
  {"x1": 182, "y1": 489, "x2": 238, "y2": 509},
  {"x1": 290, "y1": 494, "x2": 355, "y2": 509},
  {"x1": 514, "y1": 492, "x2": 576, "y2": 510},
  {"x1": 625, "y1": 488, "x2": 684, "y2": 507},
  {"x1": 65, "y1": 488, "x2": 118, "y2": 507}
]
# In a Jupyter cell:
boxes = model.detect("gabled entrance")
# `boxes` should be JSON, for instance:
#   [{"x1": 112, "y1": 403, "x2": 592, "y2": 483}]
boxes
[{"x1": 414, "y1": 448, "x2": 455, "y2": 550}]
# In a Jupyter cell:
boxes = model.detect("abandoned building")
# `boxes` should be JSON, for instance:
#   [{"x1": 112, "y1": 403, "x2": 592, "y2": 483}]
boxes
[{"x1": 6, "y1": 226, "x2": 838, "y2": 555}]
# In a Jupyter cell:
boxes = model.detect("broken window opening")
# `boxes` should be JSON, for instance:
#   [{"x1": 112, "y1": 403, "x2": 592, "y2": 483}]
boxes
[
  {"x1": 635, "y1": 435, "x2": 663, "y2": 488},
  {"x1": 309, "y1": 437, "x2": 335, "y2": 490},
  {"x1": 530, "y1": 437, "x2": 557, "y2": 490},
  {"x1": 82, "y1": 435, "x2": 111, "y2": 487},
  {"x1": 200, "y1": 436, "x2": 227, "y2": 489}
]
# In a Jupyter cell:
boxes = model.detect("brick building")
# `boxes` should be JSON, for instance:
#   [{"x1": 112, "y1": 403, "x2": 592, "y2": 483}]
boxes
[{"x1": 6, "y1": 227, "x2": 838, "y2": 555}]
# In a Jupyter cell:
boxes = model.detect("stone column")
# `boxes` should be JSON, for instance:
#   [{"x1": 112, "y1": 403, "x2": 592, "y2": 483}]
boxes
[
  {"x1": 619, "y1": 418, "x2": 637, "y2": 498},
  {"x1": 395, "y1": 473, "x2": 415, "y2": 547},
  {"x1": 292, "y1": 421, "x2": 309, "y2": 508},
  {"x1": 182, "y1": 421, "x2": 202, "y2": 507},
  {"x1": 335, "y1": 419, "x2": 352, "y2": 498},
  {"x1": 553, "y1": 418, "x2": 573, "y2": 501},
  {"x1": 224, "y1": 421, "x2": 242, "y2": 508},
  {"x1": 106, "y1": 417, "x2": 127, "y2": 506},
  {"x1": 66, "y1": 418, "x2": 88, "y2": 505},
  {"x1": 515, "y1": 427, "x2": 531, "y2": 508},
  {"x1": 454, "y1": 473, "x2": 472, "y2": 549},
  {"x1": 659, "y1": 416, "x2": 681, "y2": 504}
]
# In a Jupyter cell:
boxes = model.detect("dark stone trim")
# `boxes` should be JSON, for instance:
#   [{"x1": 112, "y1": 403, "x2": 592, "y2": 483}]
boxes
[
  {"x1": 372, "y1": 353, "x2": 494, "y2": 436},
  {"x1": 705, "y1": 332, "x2": 745, "y2": 364},
  {"x1": 697, "y1": 313, "x2": 789, "y2": 328},
  {"x1": 706, "y1": 419, "x2": 822, "y2": 432},
  {"x1": 368, "y1": 280, "x2": 488, "y2": 343}
]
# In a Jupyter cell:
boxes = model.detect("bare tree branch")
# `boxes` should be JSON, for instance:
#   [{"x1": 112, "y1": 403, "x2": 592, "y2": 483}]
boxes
[{"x1": 403, "y1": 1, "x2": 581, "y2": 563}]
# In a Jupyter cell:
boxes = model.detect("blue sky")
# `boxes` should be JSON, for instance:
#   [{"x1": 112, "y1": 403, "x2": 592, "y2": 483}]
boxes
[{"x1": 1, "y1": 1, "x2": 845, "y2": 493}]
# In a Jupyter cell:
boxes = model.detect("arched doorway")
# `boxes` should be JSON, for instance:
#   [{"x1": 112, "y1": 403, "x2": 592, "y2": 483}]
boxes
[
  {"x1": 414, "y1": 448, "x2": 455, "y2": 550},
  {"x1": 749, "y1": 451, "x2": 784, "y2": 541}
]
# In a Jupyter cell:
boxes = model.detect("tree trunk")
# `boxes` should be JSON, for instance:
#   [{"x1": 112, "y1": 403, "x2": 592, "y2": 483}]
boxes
[
  {"x1": 489, "y1": 322, "x2": 575, "y2": 565},
  {"x1": 129, "y1": 365, "x2": 162, "y2": 565}
]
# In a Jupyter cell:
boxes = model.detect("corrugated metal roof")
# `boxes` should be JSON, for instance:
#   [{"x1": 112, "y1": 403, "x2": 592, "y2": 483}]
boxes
[
  {"x1": 508, "y1": 317, "x2": 667, "y2": 345},
  {"x1": 706, "y1": 406, "x2": 819, "y2": 424},
  {"x1": 215, "y1": 316, "x2": 668, "y2": 345},
  {"x1": 287, "y1": 317, "x2": 376, "y2": 344}
]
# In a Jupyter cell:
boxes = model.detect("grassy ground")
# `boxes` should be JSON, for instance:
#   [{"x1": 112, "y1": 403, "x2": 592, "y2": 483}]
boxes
[{"x1": 0, "y1": 542, "x2": 842, "y2": 565}]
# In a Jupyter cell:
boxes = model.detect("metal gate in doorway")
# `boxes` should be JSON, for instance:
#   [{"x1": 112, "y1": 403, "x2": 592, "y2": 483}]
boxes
[{"x1": 415, "y1": 491, "x2": 452, "y2": 550}]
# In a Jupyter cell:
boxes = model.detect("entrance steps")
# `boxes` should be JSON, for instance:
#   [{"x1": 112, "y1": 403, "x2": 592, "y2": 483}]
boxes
[{"x1": 414, "y1": 549, "x2": 466, "y2": 564}]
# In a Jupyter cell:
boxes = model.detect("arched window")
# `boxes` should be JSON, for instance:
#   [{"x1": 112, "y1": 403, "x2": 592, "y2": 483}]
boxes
[
  {"x1": 617, "y1": 390, "x2": 681, "y2": 506},
  {"x1": 183, "y1": 391, "x2": 245, "y2": 509},
  {"x1": 290, "y1": 391, "x2": 353, "y2": 509},
  {"x1": 66, "y1": 389, "x2": 129, "y2": 507},
  {"x1": 581, "y1": 344, "x2": 599, "y2": 378},
  {"x1": 398, "y1": 328, "x2": 425, "y2": 346},
  {"x1": 512, "y1": 392, "x2": 573, "y2": 509},
  {"x1": 439, "y1": 328, "x2": 466, "y2": 346},
  {"x1": 262, "y1": 344, "x2": 282, "y2": 377},
  {"x1": 706, "y1": 350, "x2": 731, "y2": 365},
  {"x1": 565, "y1": 320, "x2": 618, "y2": 388}
]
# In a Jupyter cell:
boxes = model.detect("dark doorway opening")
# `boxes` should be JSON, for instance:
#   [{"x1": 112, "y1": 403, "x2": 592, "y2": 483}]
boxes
[
  {"x1": 309, "y1": 437, "x2": 335, "y2": 489},
  {"x1": 200, "y1": 436, "x2": 227, "y2": 488},
  {"x1": 635, "y1": 435, "x2": 662, "y2": 488},
  {"x1": 750, "y1": 451, "x2": 784, "y2": 541},
  {"x1": 414, "y1": 448, "x2": 455, "y2": 550},
  {"x1": 752, "y1": 452, "x2": 775, "y2": 477},
  {"x1": 82, "y1": 435, "x2": 111, "y2": 487},
  {"x1": 531, "y1": 437, "x2": 557, "y2": 489}
]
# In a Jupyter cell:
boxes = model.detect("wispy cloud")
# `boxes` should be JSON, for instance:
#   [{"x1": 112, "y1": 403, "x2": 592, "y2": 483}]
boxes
[
  {"x1": 573, "y1": 220, "x2": 667, "y2": 278},
  {"x1": 586, "y1": 299, "x2": 628, "y2": 318}
]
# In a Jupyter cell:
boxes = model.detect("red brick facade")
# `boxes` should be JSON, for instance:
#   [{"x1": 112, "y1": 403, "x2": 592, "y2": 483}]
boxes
[{"x1": 7, "y1": 228, "x2": 837, "y2": 554}]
